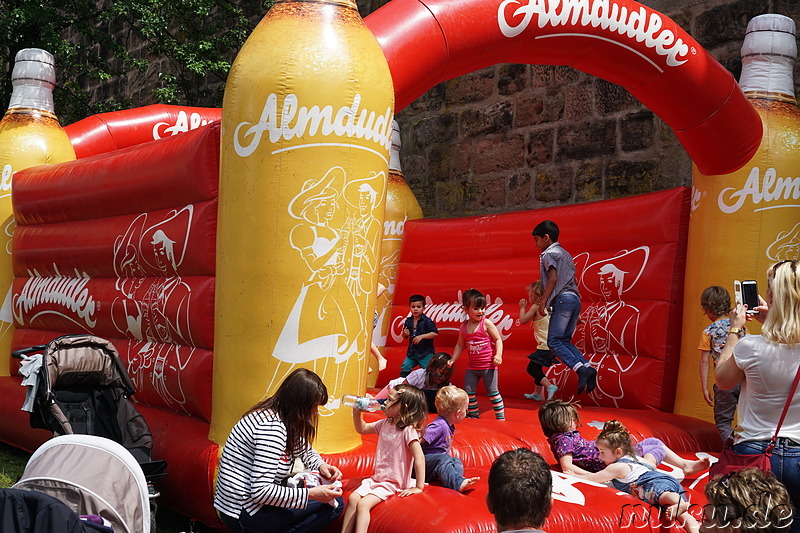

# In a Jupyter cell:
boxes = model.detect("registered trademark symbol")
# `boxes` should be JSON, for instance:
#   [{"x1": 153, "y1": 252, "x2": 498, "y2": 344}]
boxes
[{"x1": 691, "y1": 47, "x2": 697, "y2": 55}]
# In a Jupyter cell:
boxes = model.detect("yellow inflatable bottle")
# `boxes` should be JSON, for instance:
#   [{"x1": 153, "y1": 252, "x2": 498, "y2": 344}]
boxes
[
  {"x1": 367, "y1": 120, "x2": 423, "y2": 385},
  {"x1": 0, "y1": 48, "x2": 76, "y2": 376},
  {"x1": 213, "y1": 0, "x2": 394, "y2": 451},
  {"x1": 675, "y1": 14, "x2": 799, "y2": 421}
]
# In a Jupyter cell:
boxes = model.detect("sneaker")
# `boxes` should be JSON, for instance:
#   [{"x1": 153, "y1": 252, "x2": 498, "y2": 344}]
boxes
[
  {"x1": 576, "y1": 366, "x2": 597, "y2": 394},
  {"x1": 546, "y1": 384, "x2": 558, "y2": 400},
  {"x1": 524, "y1": 392, "x2": 543, "y2": 401}
]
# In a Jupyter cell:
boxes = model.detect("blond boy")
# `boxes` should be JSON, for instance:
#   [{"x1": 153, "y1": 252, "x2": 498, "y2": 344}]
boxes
[{"x1": 420, "y1": 386, "x2": 480, "y2": 492}]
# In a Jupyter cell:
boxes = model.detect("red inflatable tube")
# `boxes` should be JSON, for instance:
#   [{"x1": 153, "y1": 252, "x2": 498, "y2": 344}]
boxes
[
  {"x1": 13, "y1": 202, "x2": 218, "y2": 278},
  {"x1": 64, "y1": 104, "x2": 221, "y2": 159},
  {"x1": 13, "y1": 123, "x2": 219, "y2": 226},
  {"x1": 11, "y1": 276, "x2": 216, "y2": 350},
  {"x1": 363, "y1": 0, "x2": 762, "y2": 175},
  {"x1": 12, "y1": 328, "x2": 214, "y2": 422}
]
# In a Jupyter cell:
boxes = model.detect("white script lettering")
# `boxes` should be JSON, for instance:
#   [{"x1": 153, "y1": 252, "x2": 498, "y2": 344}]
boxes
[
  {"x1": 153, "y1": 111, "x2": 210, "y2": 139},
  {"x1": 719, "y1": 167, "x2": 800, "y2": 213},
  {"x1": 13, "y1": 269, "x2": 98, "y2": 328},
  {"x1": 497, "y1": 0, "x2": 690, "y2": 67},
  {"x1": 233, "y1": 93, "x2": 393, "y2": 157}
]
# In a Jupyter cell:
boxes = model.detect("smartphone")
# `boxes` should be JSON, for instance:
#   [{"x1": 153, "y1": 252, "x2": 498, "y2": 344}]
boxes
[
  {"x1": 741, "y1": 279, "x2": 759, "y2": 313},
  {"x1": 733, "y1": 280, "x2": 743, "y2": 306}
]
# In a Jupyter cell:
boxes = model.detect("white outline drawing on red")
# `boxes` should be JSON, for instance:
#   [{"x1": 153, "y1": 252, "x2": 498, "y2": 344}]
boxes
[
  {"x1": 546, "y1": 247, "x2": 649, "y2": 406},
  {"x1": 110, "y1": 206, "x2": 196, "y2": 414}
]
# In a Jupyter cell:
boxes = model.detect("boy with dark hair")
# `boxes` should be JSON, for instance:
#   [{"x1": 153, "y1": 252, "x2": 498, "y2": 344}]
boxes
[
  {"x1": 698, "y1": 285, "x2": 741, "y2": 443},
  {"x1": 532, "y1": 220, "x2": 597, "y2": 394},
  {"x1": 487, "y1": 448, "x2": 552, "y2": 532},
  {"x1": 400, "y1": 294, "x2": 438, "y2": 377}
]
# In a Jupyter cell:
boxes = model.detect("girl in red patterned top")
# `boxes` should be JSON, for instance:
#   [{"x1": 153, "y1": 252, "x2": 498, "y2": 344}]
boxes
[{"x1": 448, "y1": 289, "x2": 505, "y2": 419}]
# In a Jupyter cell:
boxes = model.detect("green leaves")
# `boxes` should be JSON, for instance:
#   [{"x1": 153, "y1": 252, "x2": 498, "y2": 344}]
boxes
[{"x1": 0, "y1": 0, "x2": 273, "y2": 124}]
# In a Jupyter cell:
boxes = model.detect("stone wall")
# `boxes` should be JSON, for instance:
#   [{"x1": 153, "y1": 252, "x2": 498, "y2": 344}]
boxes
[
  {"x1": 61, "y1": 0, "x2": 800, "y2": 219},
  {"x1": 395, "y1": 0, "x2": 800, "y2": 217}
]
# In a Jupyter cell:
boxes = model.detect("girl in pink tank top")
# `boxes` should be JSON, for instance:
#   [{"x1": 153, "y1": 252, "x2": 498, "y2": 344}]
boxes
[{"x1": 448, "y1": 289, "x2": 505, "y2": 419}]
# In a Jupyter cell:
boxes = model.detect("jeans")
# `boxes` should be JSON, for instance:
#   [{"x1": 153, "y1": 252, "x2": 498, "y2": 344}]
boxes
[
  {"x1": 219, "y1": 498, "x2": 344, "y2": 533},
  {"x1": 546, "y1": 292, "x2": 588, "y2": 369},
  {"x1": 424, "y1": 453, "x2": 465, "y2": 491},
  {"x1": 732, "y1": 439, "x2": 800, "y2": 532}
]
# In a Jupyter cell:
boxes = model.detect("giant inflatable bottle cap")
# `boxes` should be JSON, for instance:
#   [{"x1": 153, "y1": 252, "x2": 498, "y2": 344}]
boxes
[
  {"x1": 740, "y1": 14, "x2": 797, "y2": 97},
  {"x1": 9, "y1": 48, "x2": 57, "y2": 113}
]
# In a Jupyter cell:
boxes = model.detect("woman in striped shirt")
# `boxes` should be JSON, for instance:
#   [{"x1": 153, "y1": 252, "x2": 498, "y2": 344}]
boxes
[{"x1": 214, "y1": 368, "x2": 344, "y2": 532}]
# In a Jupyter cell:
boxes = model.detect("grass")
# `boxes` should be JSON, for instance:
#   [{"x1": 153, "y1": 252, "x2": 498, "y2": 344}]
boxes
[{"x1": 0, "y1": 441, "x2": 217, "y2": 532}]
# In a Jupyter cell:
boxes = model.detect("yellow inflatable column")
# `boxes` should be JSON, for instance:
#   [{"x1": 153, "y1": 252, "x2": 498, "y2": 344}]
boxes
[
  {"x1": 367, "y1": 120, "x2": 423, "y2": 385},
  {"x1": 212, "y1": 0, "x2": 394, "y2": 452},
  {"x1": 675, "y1": 14, "x2": 800, "y2": 421},
  {"x1": 0, "y1": 49, "x2": 75, "y2": 376}
]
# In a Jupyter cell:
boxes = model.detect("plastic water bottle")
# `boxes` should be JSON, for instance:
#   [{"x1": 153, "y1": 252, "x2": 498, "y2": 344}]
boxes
[{"x1": 342, "y1": 394, "x2": 382, "y2": 412}]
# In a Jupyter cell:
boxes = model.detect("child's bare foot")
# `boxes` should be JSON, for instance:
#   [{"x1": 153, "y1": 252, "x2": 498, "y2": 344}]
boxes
[
  {"x1": 680, "y1": 456, "x2": 711, "y2": 476},
  {"x1": 377, "y1": 354, "x2": 387, "y2": 372},
  {"x1": 459, "y1": 477, "x2": 480, "y2": 492},
  {"x1": 664, "y1": 500, "x2": 691, "y2": 521}
]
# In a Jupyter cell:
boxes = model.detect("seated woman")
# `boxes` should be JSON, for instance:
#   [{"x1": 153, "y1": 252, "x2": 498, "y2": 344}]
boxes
[{"x1": 214, "y1": 368, "x2": 344, "y2": 533}]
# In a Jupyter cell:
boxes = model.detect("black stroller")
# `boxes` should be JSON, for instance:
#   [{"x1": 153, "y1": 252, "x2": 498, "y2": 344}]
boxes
[{"x1": 13, "y1": 335, "x2": 166, "y2": 524}]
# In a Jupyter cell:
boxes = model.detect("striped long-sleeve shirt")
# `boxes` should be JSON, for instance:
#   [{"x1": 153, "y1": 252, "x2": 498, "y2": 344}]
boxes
[{"x1": 213, "y1": 409, "x2": 325, "y2": 518}]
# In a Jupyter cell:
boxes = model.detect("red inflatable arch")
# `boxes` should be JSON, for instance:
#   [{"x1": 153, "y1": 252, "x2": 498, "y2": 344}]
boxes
[{"x1": 363, "y1": 0, "x2": 761, "y2": 175}]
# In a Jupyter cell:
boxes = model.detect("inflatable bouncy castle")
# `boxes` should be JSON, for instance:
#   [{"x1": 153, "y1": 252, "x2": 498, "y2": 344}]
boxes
[{"x1": 0, "y1": 0, "x2": 796, "y2": 531}]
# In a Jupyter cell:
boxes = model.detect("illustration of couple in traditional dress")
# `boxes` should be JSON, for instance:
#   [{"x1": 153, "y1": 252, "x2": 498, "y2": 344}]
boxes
[
  {"x1": 111, "y1": 206, "x2": 194, "y2": 346},
  {"x1": 273, "y1": 166, "x2": 384, "y2": 367},
  {"x1": 546, "y1": 247, "x2": 649, "y2": 406},
  {"x1": 110, "y1": 207, "x2": 196, "y2": 412}
]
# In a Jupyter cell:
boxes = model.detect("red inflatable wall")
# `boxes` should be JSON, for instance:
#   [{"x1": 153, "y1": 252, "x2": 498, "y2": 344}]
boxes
[
  {"x1": 5, "y1": 123, "x2": 221, "y2": 524},
  {"x1": 381, "y1": 187, "x2": 691, "y2": 411}
]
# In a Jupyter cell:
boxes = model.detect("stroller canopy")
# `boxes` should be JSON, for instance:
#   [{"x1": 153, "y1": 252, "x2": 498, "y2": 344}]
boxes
[
  {"x1": 19, "y1": 334, "x2": 154, "y2": 463},
  {"x1": 13, "y1": 434, "x2": 150, "y2": 533}
]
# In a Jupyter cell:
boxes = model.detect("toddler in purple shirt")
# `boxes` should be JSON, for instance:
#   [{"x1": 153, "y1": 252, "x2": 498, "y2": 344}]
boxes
[{"x1": 420, "y1": 386, "x2": 480, "y2": 492}]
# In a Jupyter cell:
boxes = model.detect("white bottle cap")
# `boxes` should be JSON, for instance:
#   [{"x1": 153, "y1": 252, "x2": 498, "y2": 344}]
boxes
[
  {"x1": 8, "y1": 48, "x2": 57, "y2": 113},
  {"x1": 739, "y1": 14, "x2": 797, "y2": 98},
  {"x1": 389, "y1": 119, "x2": 402, "y2": 172}
]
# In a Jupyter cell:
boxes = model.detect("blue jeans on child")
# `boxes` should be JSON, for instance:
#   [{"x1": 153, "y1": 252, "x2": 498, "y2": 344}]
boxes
[
  {"x1": 732, "y1": 438, "x2": 800, "y2": 532},
  {"x1": 219, "y1": 498, "x2": 344, "y2": 533},
  {"x1": 547, "y1": 291, "x2": 589, "y2": 369},
  {"x1": 424, "y1": 452, "x2": 466, "y2": 491}
]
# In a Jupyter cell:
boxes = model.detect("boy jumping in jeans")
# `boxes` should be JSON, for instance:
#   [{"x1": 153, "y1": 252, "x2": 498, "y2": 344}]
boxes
[{"x1": 532, "y1": 220, "x2": 597, "y2": 395}]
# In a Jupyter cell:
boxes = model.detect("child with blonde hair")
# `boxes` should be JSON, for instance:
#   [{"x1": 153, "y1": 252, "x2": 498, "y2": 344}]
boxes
[
  {"x1": 538, "y1": 399, "x2": 709, "y2": 476},
  {"x1": 341, "y1": 384, "x2": 428, "y2": 533},
  {"x1": 449, "y1": 289, "x2": 505, "y2": 419},
  {"x1": 519, "y1": 280, "x2": 558, "y2": 401},
  {"x1": 571, "y1": 420, "x2": 700, "y2": 533},
  {"x1": 421, "y1": 385, "x2": 480, "y2": 492}
]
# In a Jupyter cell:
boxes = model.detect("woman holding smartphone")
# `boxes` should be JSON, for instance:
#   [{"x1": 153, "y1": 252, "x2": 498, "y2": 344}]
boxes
[{"x1": 715, "y1": 260, "x2": 800, "y2": 531}]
